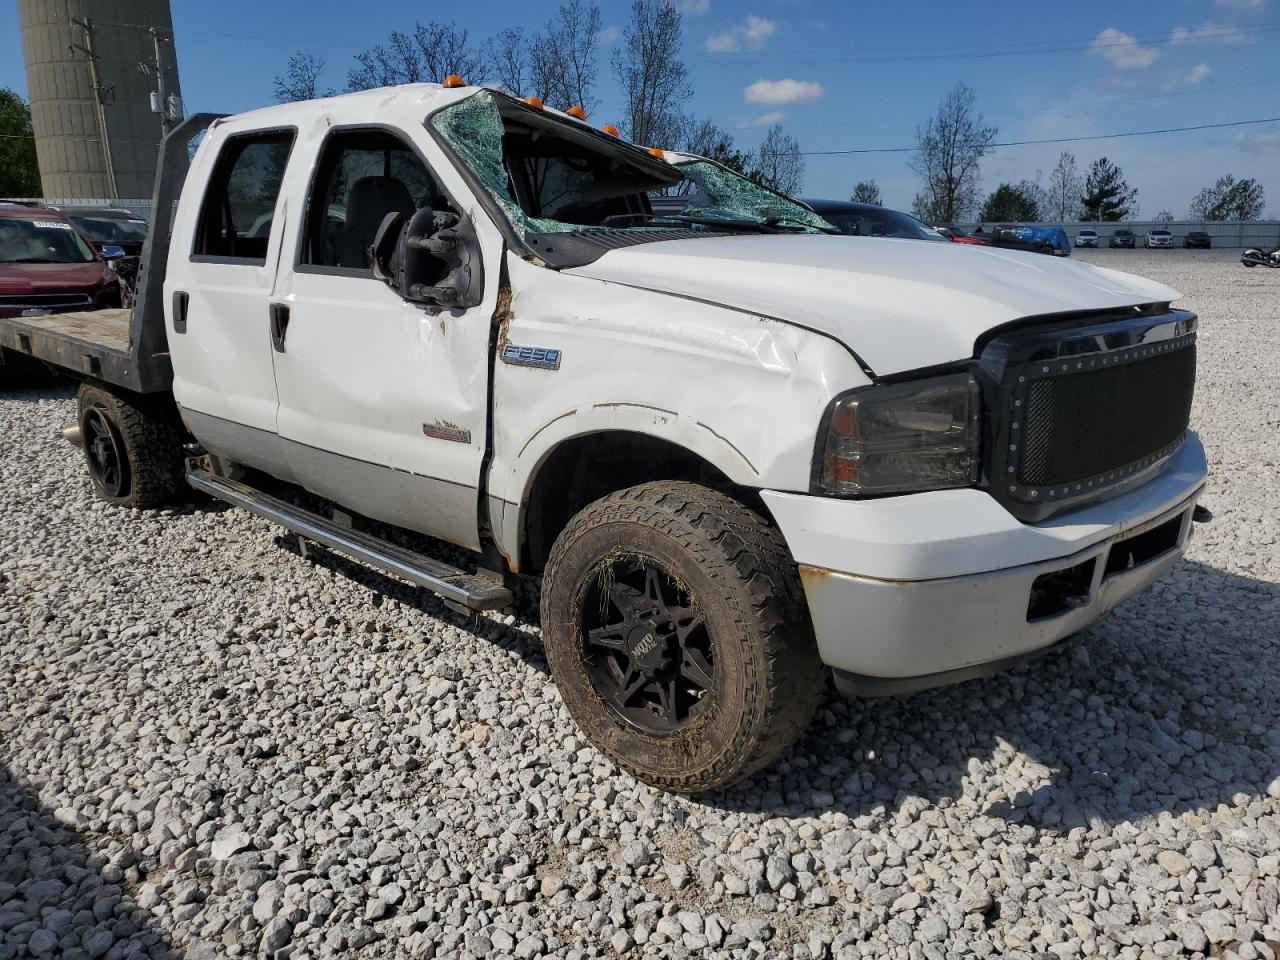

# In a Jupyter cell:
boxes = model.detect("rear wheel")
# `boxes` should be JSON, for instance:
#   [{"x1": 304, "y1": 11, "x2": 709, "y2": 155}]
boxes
[
  {"x1": 541, "y1": 481, "x2": 826, "y2": 793},
  {"x1": 77, "y1": 384, "x2": 186, "y2": 508}
]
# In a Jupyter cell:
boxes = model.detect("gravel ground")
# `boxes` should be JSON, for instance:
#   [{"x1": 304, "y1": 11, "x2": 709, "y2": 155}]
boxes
[{"x1": 1, "y1": 248, "x2": 1277, "y2": 960}]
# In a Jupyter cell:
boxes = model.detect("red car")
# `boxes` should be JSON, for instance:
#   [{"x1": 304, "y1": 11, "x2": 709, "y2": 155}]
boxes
[
  {"x1": 0, "y1": 202, "x2": 124, "y2": 319},
  {"x1": 933, "y1": 225, "x2": 984, "y2": 245}
]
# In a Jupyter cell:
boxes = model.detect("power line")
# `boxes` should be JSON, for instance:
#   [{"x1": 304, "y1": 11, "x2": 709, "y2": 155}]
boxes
[
  {"x1": 690, "y1": 23, "x2": 1280, "y2": 63},
  {"x1": 778, "y1": 116, "x2": 1280, "y2": 157},
  {"x1": 733, "y1": 79, "x2": 1280, "y2": 132}
]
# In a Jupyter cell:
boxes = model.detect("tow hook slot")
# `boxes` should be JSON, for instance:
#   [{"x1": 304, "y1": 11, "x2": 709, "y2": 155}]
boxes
[
  {"x1": 1192, "y1": 504, "x2": 1212, "y2": 523},
  {"x1": 1027, "y1": 558, "x2": 1096, "y2": 621}
]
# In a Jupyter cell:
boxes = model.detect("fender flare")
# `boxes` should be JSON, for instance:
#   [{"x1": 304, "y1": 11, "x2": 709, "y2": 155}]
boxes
[{"x1": 490, "y1": 403, "x2": 761, "y2": 569}]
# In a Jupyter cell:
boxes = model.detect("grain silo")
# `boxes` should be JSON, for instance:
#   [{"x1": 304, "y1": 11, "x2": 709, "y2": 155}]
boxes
[{"x1": 18, "y1": 0, "x2": 183, "y2": 200}]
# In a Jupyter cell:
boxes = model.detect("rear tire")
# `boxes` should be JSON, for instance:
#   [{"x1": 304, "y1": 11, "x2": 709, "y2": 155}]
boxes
[
  {"x1": 77, "y1": 384, "x2": 186, "y2": 508},
  {"x1": 541, "y1": 481, "x2": 826, "y2": 793}
]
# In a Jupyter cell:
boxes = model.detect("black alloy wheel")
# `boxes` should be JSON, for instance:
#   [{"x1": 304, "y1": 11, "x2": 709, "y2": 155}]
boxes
[
  {"x1": 82, "y1": 405, "x2": 129, "y2": 499},
  {"x1": 580, "y1": 557, "x2": 715, "y2": 736}
]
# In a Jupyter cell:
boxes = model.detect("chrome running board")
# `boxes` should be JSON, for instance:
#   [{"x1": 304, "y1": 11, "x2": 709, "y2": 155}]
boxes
[{"x1": 187, "y1": 469, "x2": 513, "y2": 611}]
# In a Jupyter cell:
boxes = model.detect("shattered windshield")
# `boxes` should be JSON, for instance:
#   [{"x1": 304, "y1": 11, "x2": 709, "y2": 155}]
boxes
[{"x1": 431, "y1": 91, "x2": 835, "y2": 239}]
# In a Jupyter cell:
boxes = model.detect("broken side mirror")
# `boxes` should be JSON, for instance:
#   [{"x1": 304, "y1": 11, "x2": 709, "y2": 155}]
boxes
[{"x1": 370, "y1": 206, "x2": 484, "y2": 308}]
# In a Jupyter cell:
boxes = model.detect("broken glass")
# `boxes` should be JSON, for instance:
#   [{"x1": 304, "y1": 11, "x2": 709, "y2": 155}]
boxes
[{"x1": 432, "y1": 90, "x2": 836, "y2": 239}]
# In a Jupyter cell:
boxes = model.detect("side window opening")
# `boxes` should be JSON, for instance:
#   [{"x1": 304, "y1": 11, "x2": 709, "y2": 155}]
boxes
[
  {"x1": 193, "y1": 130, "x2": 295, "y2": 262},
  {"x1": 301, "y1": 129, "x2": 454, "y2": 271}
]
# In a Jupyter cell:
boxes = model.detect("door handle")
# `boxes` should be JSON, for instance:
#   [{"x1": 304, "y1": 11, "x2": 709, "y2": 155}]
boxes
[
  {"x1": 269, "y1": 302, "x2": 290, "y2": 352},
  {"x1": 172, "y1": 291, "x2": 189, "y2": 334}
]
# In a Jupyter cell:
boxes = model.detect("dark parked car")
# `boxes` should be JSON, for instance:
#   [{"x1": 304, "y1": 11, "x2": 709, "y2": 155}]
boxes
[
  {"x1": 57, "y1": 207, "x2": 148, "y2": 289},
  {"x1": 800, "y1": 199, "x2": 947, "y2": 241},
  {"x1": 988, "y1": 224, "x2": 1072, "y2": 256},
  {"x1": 0, "y1": 202, "x2": 124, "y2": 319},
  {"x1": 1109, "y1": 229, "x2": 1136, "y2": 249},
  {"x1": 1184, "y1": 231, "x2": 1212, "y2": 249}
]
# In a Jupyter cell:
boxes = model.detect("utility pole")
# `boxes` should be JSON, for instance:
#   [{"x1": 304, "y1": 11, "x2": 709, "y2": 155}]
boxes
[
  {"x1": 69, "y1": 16, "x2": 119, "y2": 199},
  {"x1": 141, "y1": 26, "x2": 180, "y2": 134}
]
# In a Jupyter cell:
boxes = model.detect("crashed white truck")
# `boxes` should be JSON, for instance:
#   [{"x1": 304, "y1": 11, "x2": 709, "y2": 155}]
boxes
[{"x1": 0, "y1": 83, "x2": 1208, "y2": 792}]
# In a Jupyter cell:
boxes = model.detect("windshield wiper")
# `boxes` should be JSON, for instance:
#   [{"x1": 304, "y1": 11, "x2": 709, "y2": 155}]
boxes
[
  {"x1": 599, "y1": 212, "x2": 788, "y2": 233},
  {"x1": 763, "y1": 215, "x2": 839, "y2": 234},
  {"x1": 6, "y1": 258, "x2": 67, "y2": 264}
]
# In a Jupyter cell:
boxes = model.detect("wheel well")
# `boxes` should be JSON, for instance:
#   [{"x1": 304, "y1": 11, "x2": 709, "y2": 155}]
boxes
[{"x1": 521, "y1": 431, "x2": 764, "y2": 573}]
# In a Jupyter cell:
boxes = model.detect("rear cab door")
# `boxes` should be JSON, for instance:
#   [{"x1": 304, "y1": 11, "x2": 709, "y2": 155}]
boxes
[{"x1": 165, "y1": 120, "x2": 297, "y2": 475}]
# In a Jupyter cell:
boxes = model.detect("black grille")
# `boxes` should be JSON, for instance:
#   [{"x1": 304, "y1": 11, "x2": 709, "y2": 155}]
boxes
[{"x1": 1017, "y1": 344, "x2": 1195, "y2": 487}]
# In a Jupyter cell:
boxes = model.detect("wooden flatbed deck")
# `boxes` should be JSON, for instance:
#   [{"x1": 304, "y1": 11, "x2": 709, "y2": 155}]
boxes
[
  {"x1": 5, "y1": 308, "x2": 133, "y2": 352},
  {"x1": 0, "y1": 306, "x2": 171, "y2": 393}
]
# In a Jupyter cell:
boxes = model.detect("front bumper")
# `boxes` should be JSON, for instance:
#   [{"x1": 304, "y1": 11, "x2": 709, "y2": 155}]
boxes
[{"x1": 762, "y1": 433, "x2": 1207, "y2": 695}]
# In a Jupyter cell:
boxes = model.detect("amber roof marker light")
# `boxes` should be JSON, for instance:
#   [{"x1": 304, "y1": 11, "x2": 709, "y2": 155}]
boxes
[
  {"x1": 567, "y1": 105, "x2": 587, "y2": 120},
  {"x1": 602, "y1": 123, "x2": 620, "y2": 136},
  {"x1": 523, "y1": 96, "x2": 545, "y2": 110},
  {"x1": 648, "y1": 146, "x2": 666, "y2": 159},
  {"x1": 443, "y1": 74, "x2": 465, "y2": 88}
]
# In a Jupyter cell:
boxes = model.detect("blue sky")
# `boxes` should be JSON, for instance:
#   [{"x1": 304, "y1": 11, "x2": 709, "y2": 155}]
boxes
[{"x1": 4, "y1": 0, "x2": 1278, "y2": 216}]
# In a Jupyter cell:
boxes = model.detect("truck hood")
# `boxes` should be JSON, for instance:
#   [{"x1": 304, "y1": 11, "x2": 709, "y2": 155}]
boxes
[{"x1": 566, "y1": 235, "x2": 1179, "y2": 375}]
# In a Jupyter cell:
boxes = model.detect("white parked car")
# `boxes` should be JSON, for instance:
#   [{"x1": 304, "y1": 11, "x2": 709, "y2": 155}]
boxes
[
  {"x1": 1075, "y1": 229, "x2": 1099, "y2": 248},
  {"x1": 0, "y1": 83, "x2": 1208, "y2": 792},
  {"x1": 1146, "y1": 229, "x2": 1174, "y2": 248}
]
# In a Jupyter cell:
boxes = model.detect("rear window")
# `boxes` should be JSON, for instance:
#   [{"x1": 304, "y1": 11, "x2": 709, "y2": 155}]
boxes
[{"x1": 194, "y1": 129, "x2": 296, "y2": 263}]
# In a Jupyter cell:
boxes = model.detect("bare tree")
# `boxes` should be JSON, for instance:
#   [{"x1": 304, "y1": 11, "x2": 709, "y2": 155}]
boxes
[
  {"x1": 850, "y1": 180, "x2": 881, "y2": 205},
  {"x1": 611, "y1": 0, "x2": 691, "y2": 148},
  {"x1": 1046, "y1": 152, "x2": 1083, "y2": 222},
  {"x1": 484, "y1": 28, "x2": 529, "y2": 96},
  {"x1": 756, "y1": 124, "x2": 804, "y2": 196},
  {"x1": 273, "y1": 52, "x2": 333, "y2": 103},
  {"x1": 551, "y1": 0, "x2": 603, "y2": 113},
  {"x1": 348, "y1": 22, "x2": 489, "y2": 90},
  {"x1": 910, "y1": 82, "x2": 997, "y2": 223}
]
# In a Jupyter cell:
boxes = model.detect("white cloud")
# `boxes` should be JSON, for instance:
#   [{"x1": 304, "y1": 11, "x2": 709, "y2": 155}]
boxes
[
  {"x1": 707, "y1": 14, "x2": 775, "y2": 52},
  {"x1": 1089, "y1": 28, "x2": 1161, "y2": 69},
  {"x1": 679, "y1": 0, "x2": 711, "y2": 13},
  {"x1": 1171, "y1": 20, "x2": 1247, "y2": 45},
  {"x1": 593, "y1": 24, "x2": 620, "y2": 46},
  {"x1": 1185, "y1": 62, "x2": 1213, "y2": 84},
  {"x1": 743, "y1": 78, "x2": 823, "y2": 106},
  {"x1": 752, "y1": 111, "x2": 785, "y2": 126}
]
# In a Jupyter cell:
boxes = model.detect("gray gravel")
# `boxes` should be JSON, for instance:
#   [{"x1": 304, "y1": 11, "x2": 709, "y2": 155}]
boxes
[{"x1": 2, "y1": 248, "x2": 1278, "y2": 959}]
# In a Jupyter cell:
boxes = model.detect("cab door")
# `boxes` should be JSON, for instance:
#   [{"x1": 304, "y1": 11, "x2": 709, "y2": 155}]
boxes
[
  {"x1": 166, "y1": 127, "x2": 296, "y2": 476},
  {"x1": 268, "y1": 125, "x2": 495, "y2": 550}
]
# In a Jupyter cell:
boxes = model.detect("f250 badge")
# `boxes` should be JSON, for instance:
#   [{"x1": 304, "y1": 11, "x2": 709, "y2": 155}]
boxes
[{"x1": 501, "y1": 344, "x2": 561, "y2": 370}]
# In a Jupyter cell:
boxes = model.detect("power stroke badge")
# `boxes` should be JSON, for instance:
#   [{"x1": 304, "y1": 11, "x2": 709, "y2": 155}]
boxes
[{"x1": 501, "y1": 344, "x2": 561, "y2": 370}]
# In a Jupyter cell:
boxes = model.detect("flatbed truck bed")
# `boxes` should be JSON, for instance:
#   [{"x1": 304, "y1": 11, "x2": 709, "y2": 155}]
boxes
[{"x1": 0, "y1": 114, "x2": 217, "y2": 396}]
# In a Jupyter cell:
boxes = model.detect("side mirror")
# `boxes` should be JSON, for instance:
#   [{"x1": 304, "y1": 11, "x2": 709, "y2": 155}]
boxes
[
  {"x1": 100, "y1": 244, "x2": 126, "y2": 264},
  {"x1": 370, "y1": 206, "x2": 484, "y2": 308}
]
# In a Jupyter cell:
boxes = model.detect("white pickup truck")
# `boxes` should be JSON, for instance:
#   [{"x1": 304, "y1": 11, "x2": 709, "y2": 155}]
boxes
[{"x1": 0, "y1": 83, "x2": 1207, "y2": 792}]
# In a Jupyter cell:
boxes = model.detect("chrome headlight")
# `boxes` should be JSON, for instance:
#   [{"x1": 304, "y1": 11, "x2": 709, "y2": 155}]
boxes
[{"x1": 817, "y1": 372, "x2": 981, "y2": 495}]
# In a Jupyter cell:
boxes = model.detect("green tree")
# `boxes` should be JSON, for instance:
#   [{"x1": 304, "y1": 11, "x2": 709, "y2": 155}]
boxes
[
  {"x1": 1187, "y1": 174, "x2": 1265, "y2": 221},
  {"x1": 1080, "y1": 157, "x2": 1137, "y2": 221},
  {"x1": 980, "y1": 183, "x2": 1041, "y2": 222},
  {"x1": 0, "y1": 88, "x2": 41, "y2": 197},
  {"x1": 850, "y1": 180, "x2": 881, "y2": 205}
]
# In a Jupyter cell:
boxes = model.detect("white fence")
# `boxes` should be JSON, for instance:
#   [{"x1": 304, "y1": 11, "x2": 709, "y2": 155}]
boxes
[{"x1": 958, "y1": 220, "x2": 1280, "y2": 249}]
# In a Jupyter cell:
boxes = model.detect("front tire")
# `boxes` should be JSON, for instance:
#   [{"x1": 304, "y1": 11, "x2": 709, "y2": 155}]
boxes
[
  {"x1": 541, "y1": 481, "x2": 826, "y2": 793},
  {"x1": 77, "y1": 384, "x2": 186, "y2": 508}
]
